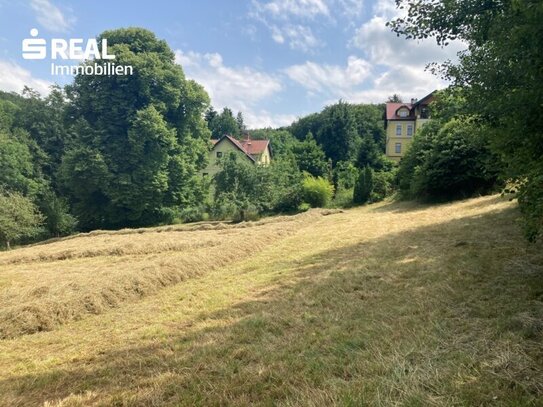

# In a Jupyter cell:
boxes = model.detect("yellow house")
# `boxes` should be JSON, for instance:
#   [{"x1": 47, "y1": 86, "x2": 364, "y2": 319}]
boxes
[
  {"x1": 201, "y1": 134, "x2": 272, "y2": 177},
  {"x1": 385, "y1": 91, "x2": 435, "y2": 162}
]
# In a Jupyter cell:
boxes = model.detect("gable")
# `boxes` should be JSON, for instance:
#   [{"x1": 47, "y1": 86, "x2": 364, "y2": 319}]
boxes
[{"x1": 212, "y1": 136, "x2": 255, "y2": 163}]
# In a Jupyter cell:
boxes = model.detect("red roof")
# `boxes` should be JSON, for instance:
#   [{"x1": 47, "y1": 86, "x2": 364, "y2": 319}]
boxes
[
  {"x1": 210, "y1": 135, "x2": 271, "y2": 161},
  {"x1": 240, "y1": 139, "x2": 269, "y2": 155},
  {"x1": 386, "y1": 91, "x2": 437, "y2": 121},
  {"x1": 386, "y1": 102, "x2": 413, "y2": 121}
]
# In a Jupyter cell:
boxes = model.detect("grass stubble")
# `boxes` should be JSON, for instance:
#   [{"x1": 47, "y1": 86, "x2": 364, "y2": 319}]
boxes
[{"x1": 0, "y1": 195, "x2": 541, "y2": 406}]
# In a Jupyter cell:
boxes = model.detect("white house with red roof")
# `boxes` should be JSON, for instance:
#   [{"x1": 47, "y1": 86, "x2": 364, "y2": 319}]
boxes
[
  {"x1": 202, "y1": 134, "x2": 272, "y2": 177},
  {"x1": 385, "y1": 91, "x2": 436, "y2": 161}
]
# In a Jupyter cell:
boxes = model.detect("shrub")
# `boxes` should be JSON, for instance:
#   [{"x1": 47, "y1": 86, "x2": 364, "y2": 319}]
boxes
[
  {"x1": 39, "y1": 192, "x2": 78, "y2": 237},
  {"x1": 301, "y1": 175, "x2": 334, "y2": 208},
  {"x1": 353, "y1": 166, "x2": 373, "y2": 204},
  {"x1": 330, "y1": 187, "x2": 354, "y2": 208},
  {"x1": 179, "y1": 206, "x2": 208, "y2": 223},
  {"x1": 371, "y1": 170, "x2": 396, "y2": 202},
  {"x1": 398, "y1": 118, "x2": 501, "y2": 201},
  {"x1": 517, "y1": 171, "x2": 543, "y2": 242},
  {"x1": 333, "y1": 161, "x2": 358, "y2": 190},
  {"x1": 0, "y1": 191, "x2": 44, "y2": 249}
]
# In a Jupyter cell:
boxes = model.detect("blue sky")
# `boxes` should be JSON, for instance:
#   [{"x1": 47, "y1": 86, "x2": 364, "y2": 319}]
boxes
[{"x1": 0, "y1": 0, "x2": 464, "y2": 128}]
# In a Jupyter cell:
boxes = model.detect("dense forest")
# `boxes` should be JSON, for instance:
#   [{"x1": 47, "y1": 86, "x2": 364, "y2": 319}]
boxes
[{"x1": 2, "y1": 0, "x2": 542, "y2": 249}]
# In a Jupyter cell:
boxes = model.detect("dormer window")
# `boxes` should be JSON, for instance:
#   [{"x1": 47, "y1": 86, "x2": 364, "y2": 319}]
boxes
[{"x1": 397, "y1": 108, "x2": 409, "y2": 118}]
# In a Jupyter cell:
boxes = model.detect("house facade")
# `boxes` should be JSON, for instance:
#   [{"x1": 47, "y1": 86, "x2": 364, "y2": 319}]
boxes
[
  {"x1": 385, "y1": 91, "x2": 435, "y2": 162},
  {"x1": 201, "y1": 134, "x2": 272, "y2": 177}
]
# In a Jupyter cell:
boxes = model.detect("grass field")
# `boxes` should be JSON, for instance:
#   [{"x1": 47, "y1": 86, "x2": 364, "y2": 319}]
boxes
[{"x1": 0, "y1": 195, "x2": 542, "y2": 406}]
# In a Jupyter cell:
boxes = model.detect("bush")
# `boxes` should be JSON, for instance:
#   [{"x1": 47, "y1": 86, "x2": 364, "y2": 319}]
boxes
[
  {"x1": 178, "y1": 206, "x2": 209, "y2": 223},
  {"x1": 213, "y1": 154, "x2": 304, "y2": 218},
  {"x1": 301, "y1": 175, "x2": 334, "y2": 207},
  {"x1": 39, "y1": 192, "x2": 78, "y2": 237},
  {"x1": 398, "y1": 118, "x2": 501, "y2": 201},
  {"x1": 353, "y1": 166, "x2": 373, "y2": 204},
  {"x1": 371, "y1": 170, "x2": 396, "y2": 202},
  {"x1": 333, "y1": 161, "x2": 358, "y2": 190},
  {"x1": 517, "y1": 171, "x2": 543, "y2": 242},
  {"x1": 0, "y1": 191, "x2": 44, "y2": 249},
  {"x1": 330, "y1": 187, "x2": 354, "y2": 208},
  {"x1": 232, "y1": 204, "x2": 260, "y2": 222}
]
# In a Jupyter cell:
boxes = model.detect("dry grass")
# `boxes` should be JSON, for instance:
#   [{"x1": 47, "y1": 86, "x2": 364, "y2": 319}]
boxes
[
  {"x1": 0, "y1": 209, "x2": 329, "y2": 339},
  {"x1": 0, "y1": 195, "x2": 542, "y2": 406}
]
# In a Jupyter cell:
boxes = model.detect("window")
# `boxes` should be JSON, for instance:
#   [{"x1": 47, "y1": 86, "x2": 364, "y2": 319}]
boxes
[
  {"x1": 407, "y1": 124, "x2": 413, "y2": 136},
  {"x1": 420, "y1": 107, "x2": 430, "y2": 119},
  {"x1": 216, "y1": 151, "x2": 223, "y2": 158},
  {"x1": 395, "y1": 143, "x2": 401, "y2": 154},
  {"x1": 396, "y1": 124, "x2": 402, "y2": 136}
]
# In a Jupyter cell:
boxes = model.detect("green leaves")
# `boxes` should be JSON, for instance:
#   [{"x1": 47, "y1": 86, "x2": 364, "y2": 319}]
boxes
[
  {"x1": 61, "y1": 28, "x2": 211, "y2": 230},
  {"x1": 0, "y1": 191, "x2": 44, "y2": 249},
  {"x1": 398, "y1": 116, "x2": 501, "y2": 201},
  {"x1": 389, "y1": 0, "x2": 543, "y2": 239},
  {"x1": 353, "y1": 166, "x2": 373, "y2": 205},
  {"x1": 302, "y1": 175, "x2": 334, "y2": 208}
]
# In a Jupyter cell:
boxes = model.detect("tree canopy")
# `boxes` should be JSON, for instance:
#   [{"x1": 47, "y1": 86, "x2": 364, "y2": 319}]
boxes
[
  {"x1": 389, "y1": 0, "x2": 543, "y2": 240},
  {"x1": 62, "y1": 27, "x2": 211, "y2": 229}
]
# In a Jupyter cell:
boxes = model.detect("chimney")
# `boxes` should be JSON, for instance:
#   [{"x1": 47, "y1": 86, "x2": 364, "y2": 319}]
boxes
[{"x1": 410, "y1": 98, "x2": 417, "y2": 105}]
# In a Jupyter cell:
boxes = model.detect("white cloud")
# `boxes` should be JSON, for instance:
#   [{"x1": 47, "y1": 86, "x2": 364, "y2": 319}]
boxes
[
  {"x1": 244, "y1": 110, "x2": 298, "y2": 128},
  {"x1": 341, "y1": 65, "x2": 443, "y2": 104},
  {"x1": 0, "y1": 60, "x2": 53, "y2": 95},
  {"x1": 284, "y1": 56, "x2": 371, "y2": 95},
  {"x1": 351, "y1": 16, "x2": 465, "y2": 68},
  {"x1": 372, "y1": 0, "x2": 402, "y2": 19},
  {"x1": 326, "y1": 3, "x2": 468, "y2": 104},
  {"x1": 270, "y1": 24, "x2": 320, "y2": 52},
  {"x1": 30, "y1": 0, "x2": 75, "y2": 33},
  {"x1": 250, "y1": 0, "x2": 335, "y2": 52},
  {"x1": 253, "y1": 0, "x2": 330, "y2": 19},
  {"x1": 175, "y1": 49, "x2": 286, "y2": 128}
]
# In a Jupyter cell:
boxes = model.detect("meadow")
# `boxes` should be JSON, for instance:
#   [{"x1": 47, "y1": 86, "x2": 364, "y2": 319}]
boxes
[{"x1": 0, "y1": 195, "x2": 542, "y2": 406}]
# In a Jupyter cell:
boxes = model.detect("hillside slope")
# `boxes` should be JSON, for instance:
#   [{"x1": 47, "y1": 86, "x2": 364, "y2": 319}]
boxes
[{"x1": 0, "y1": 196, "x2": 542, "y2": 406}]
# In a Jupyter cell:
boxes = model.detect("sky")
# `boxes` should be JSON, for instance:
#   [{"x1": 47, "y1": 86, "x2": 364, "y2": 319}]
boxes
[{"x1": 0, "y1": 0, "x2": 465, "y2": 128}]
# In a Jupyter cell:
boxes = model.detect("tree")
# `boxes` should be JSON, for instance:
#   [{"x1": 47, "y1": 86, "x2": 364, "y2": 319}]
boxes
[
  {"x1": 17, "y1": 86, "x2": 72, "y2": 180},
  {"x1": 213, "y1": 153, "x2": 261, "y2": 220},
  {"x1": 388, "y1": 0, "x2": 543, "y2": 240},
  {"x1": 213, "y1": 152, "x2": 304, "y2": 219},
  {"x1": 58, "y1": 146, "x2": 110, "y2": 230},
  {"x1": 397, "y1": 117, "x2": 501, "y2": 200},
  {"x1": 62, "y1": 27, "x2": 211, "y2": 229},
  {"x1": 208, "y1": 107, "x2": 240, "y2": 139},
  {"x1": 387, "y1": 94, "x2": 403, "y2": 103},
  {"x1": 356, "y1": 134, "x2": 383, "y2": 169},
  {"x1": 316, "y1": 101, "x2": 359, "y2": 164},
  {"x1": 0, "y1": 129, "x2": 47, "y2": 197},
  {"x1": 236, "y1": 111, "x2": 246, "y2": 133},
  {"x1": 39, "y1": 191, "x2": 77, "y2": 237},
  {"x1": 289, "y1": 102, "x2": 386, "y2": 168},
  {"x1": 353, "y1": 166, "x2": 373, "y2": 204},
  {"x1": 333, "y1": 161, "x2": 358, "y2": 190},
  {"x1": 250, "y1": 129, "x2": 298, "y2": 158},
  {"x1": 0, "y1": 191, "x2": 44, "y2": 249},
  {"x1": 292, "y1": 132, "x2": 328, "y2": 177},
  {"x1": 204, "y1": 106, "x2": 218, "y2": 125}
]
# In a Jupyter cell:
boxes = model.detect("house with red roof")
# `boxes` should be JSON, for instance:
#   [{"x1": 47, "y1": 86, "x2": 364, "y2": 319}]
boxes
[
  {"x1": 385, "y1": 91, "x2": 436, "y2": 161},
  {"x1": 202, "y1": 134, "x2": 272, "y2": 177}
]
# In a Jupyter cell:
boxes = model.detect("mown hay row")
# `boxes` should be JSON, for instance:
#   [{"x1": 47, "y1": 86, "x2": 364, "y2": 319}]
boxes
[{"x1": 0, "y1": 210, "x2": 329, "y2": 339}]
